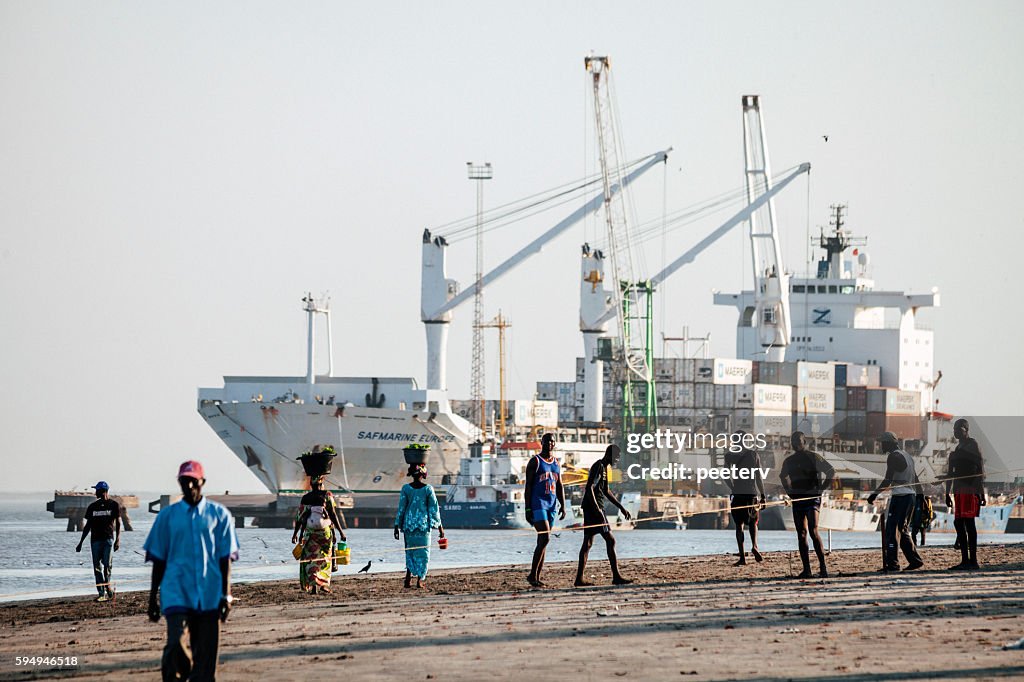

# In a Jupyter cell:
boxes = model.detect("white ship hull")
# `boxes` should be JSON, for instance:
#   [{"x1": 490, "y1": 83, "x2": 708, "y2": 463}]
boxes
[
  {"x1": 781, "y1": 496, "x2": 881, "y2": 532},
  {"x1": 930, "y1": 501, "x2": 1016, "y2": 534},
  {"x1": 198, "y1": 376, "x2": 471, "y2": 494}
]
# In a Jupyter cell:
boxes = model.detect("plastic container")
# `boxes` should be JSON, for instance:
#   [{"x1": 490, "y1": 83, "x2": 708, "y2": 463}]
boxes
[
  {"x1": 335, "y1": 541, "x2": 350, "y2": 565},
  {"x1": 438, "y1": 537, "x2": 448, "y2": 550}
]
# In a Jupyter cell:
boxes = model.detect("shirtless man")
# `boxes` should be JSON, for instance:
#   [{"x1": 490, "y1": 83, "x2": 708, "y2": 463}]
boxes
[
  {"x1": 779, "y1": 432, "x2": 835, "y2": 579},
  {"x1": 574, "y1": 444, "x2": 632, "y2": 586},
  {"x1": 524, "y1": 433, "x2": 565, "y2": 587}
]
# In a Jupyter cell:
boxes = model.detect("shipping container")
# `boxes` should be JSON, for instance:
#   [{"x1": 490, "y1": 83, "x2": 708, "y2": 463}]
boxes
[
  {"x1": 845, "y1": 386, "x2": 867, "y2": 411},
  {"x1": 655, "y1": 383, "x2": 674, "y2": 405},
  {"x1": 712, "y1": 358, "x2": 753, "y2": 385},
  {"x1": 751, "y1": 361, "x2": 760, "y2": 384},
  {"x1": 834, "y1": 387, "x2": 847, "y2": 411},
  {"x1": 681, "y1": 359, "x2": 696, "y2": 383},
  {"x1": 835, "y1": 363, "x2": 848, "y2": 387},
  {"x1": 514, "y1": 400, "x2": 559, "y2": 427},
  {"x1": 694, "y1": 383, "x2": 715, "y2": 408},
  {"x1": 734, "y1": 385, "x2": 754, "y2": 409},
  {"x1": 866, "y1": 388, "x2": 922, "y2": 416},
  {"x1": 713, "y1": 384, "x2": 735, "y2": 409},
  {"x1": 794, "y1": 387, "x2": 835, "y2": 414},
  {"x1": 674, "y1": 383, "x2": 695, "y2": 408},
  {"x1": 760, "y1": 361, "x2": 834, "y2": 388},
  {"x1": 752, "y1": 383, "x2": 793, "y2": 411},
  {"x1": 866, "y1": 413, "x2": 924, "y2": 440},
  {"x1": 793, "y1": 413, "x2": 836, "y2": 437},
  {"x1": 654, "y1": 358, "x2": 675, "y2": 381},
  {"x1": 536, "y1": 381, "x2": 557, "y2": 401},
  {"x1": 734, "y1": 408, "x2": 754, "y2": 432},
  {"x1": 693, "y1": 359, "x2": 714, "y2": 383},
  {"x1": 835, "y1": 410, "x2": 868, "y2": 438},
  {"x1": 753, "y1": 410, "x2": 793, "y2": 436}
]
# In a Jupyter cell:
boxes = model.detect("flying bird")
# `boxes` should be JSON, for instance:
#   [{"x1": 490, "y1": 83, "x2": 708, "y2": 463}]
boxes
[
  {"x1": 358, "y1": 561, "x2": 372, "y2": 574},
  {"x1": 823, "y1": 135, "x2": 829, "y2": 142}
]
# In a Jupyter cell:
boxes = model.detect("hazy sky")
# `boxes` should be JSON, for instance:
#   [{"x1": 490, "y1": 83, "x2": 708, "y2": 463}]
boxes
[{"x1": 2, "y1": 1, "x2": 1022, "y2": 493}]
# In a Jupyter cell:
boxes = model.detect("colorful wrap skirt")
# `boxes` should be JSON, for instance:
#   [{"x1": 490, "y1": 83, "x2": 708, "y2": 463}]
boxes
[
  {"x1": 403, "y1": 530, "x2": 431, "y2": 579},
  {"x1": 300, "y1": 526, "x2": 334, "y2": 592}
]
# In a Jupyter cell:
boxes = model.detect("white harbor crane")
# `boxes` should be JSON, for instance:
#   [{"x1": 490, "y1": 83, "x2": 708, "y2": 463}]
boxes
[
  {"x1": 421, "y1": 150, "x2": 669, "y2": 395},
  {"x1": 742, "y1": 95, "x2": 791, "y2": 361}
]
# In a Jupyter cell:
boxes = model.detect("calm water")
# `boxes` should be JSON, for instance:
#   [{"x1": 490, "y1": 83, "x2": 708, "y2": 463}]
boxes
[{"x1": 2, "y1": 495, "x2": 1018, "y2": 603}]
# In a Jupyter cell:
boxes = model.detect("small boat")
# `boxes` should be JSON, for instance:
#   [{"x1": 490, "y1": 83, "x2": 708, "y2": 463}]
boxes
[{"x1": 930, "y1": 496, "x2": 1020, "y2": 534}]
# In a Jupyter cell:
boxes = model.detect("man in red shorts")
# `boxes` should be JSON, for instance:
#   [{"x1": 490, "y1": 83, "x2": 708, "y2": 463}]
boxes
[{"x1": 944, "y1": 419, "x2": 985, "y2": 570}]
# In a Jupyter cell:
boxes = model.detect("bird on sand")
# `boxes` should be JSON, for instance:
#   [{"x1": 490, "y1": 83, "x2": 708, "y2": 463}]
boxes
[{"x1": 358, "y1": 561, "x2": 372, "y2": 574}]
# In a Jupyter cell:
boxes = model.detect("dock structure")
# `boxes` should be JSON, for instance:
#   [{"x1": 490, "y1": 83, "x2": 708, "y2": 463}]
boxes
[{"x1": 47, "y1": 491, "x2": 138, "y2": 532}]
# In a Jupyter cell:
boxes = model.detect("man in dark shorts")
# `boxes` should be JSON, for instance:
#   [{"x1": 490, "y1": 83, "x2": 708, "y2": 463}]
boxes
[
  {"x1": 574, "y1": 444, "x2": 632, "y2": 587},
  {"x1": 725, "y1": 433, "x2": 766, "y2": 566},
  {"x1": 779, "y1": 432, "x2": 835, "y2": 579},
  {"x1": 75, "y1": 481, "x2": 121, "y2": 601},
  {"x1": 524, "y1": 433, "x2": 565, "y2": 587},
  {"x1": 945, "y1": 419, "x2": 985, "y2": 570},
  {"x1": 867, "y1": 431, "x2": 924, "y2": 572}
]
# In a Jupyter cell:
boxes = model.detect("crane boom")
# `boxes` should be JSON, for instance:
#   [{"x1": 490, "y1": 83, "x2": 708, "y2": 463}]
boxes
[
  {"x1": 421, "y1": 149, "x2": 669, "y2": 391},
  {"x1": 592, "y1": 163, "x2": 810, "y2": 327}
]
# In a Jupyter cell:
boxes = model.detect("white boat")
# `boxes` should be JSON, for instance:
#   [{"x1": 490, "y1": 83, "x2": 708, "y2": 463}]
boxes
[{"x1": 780, "y1": 494, "x2": 882, "y2": 532}]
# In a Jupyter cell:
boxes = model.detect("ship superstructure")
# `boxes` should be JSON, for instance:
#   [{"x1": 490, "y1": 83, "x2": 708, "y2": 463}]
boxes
[{"x1": 714, "y1": 205, "x2": 939, "y2": 410}]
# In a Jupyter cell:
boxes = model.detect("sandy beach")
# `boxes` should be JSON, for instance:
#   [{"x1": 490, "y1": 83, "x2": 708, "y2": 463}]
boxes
[{"x1": 2, "y1": 544, "x2": 1023, "y2": 680}]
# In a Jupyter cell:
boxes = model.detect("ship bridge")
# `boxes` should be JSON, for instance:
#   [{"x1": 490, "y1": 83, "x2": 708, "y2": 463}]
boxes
[{"x1": 714, "y1": 220, "x2": 939, "y2": 407}]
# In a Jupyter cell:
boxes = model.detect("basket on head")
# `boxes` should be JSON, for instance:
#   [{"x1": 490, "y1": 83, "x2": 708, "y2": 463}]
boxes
[
  {"x1": 297, "y1": 444, "x2": 336, "y2": 476},
  {"x1": 402, "y1": 444, "x2": 430, "y2": 465}
]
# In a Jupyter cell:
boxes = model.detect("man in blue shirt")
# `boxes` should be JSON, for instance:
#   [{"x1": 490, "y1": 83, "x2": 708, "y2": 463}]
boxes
[{"x1": 144, "y1": 460, "x2": 238, "y2": 681}]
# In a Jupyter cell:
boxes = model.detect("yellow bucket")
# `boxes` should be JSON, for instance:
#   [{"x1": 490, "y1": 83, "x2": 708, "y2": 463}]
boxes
[{"x1": 335, "y1": 542, "x2": 351, "y2": 565}]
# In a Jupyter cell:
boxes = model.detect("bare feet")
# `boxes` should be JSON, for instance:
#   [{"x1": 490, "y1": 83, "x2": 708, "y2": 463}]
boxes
[
  {"x1": 612, "y1": 577, "x2": 632, "y2": 585},
  {"x1": 793, "y1": 570, "x2": 813, "y2": 579},
  {"x1": 527, "y1": 576, "x2": 545, "y2": 588},
  {"x1": 752, "y1": 548, "x2": 764, "y2": 563},
  {"x1": 574, "y1": 580, "x2": 595, "y2": 587},
  {"x1": 733, "y1": 559, "x2": 746, "y2": 567}
]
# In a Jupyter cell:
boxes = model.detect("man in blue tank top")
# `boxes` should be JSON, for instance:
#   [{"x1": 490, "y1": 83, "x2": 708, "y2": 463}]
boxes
[{"x1": 524, "y1": 433, "x2": 564, "y2": 587}]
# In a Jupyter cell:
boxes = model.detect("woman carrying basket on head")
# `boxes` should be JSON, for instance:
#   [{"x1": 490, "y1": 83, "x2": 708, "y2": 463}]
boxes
[
  {"x1": 292, "y1": 474, "x2": 346, "y2": 594},
  {"x1": 394, "y1": 463, "x2": 444, "y2": 589}
]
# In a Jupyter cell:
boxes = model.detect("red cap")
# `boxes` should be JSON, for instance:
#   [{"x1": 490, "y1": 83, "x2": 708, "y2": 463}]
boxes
[{"x1": 177, "y1": 460, "x2": 205, "y2": 480}]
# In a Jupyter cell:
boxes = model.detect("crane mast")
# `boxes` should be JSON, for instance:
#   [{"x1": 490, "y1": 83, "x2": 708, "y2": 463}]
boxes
[
  {"x1": 585, "y1": 54, "x2": 655, "y2": 432},
  {"x1": 742, "y1": 95, "x2": 791, "y2": 361}
]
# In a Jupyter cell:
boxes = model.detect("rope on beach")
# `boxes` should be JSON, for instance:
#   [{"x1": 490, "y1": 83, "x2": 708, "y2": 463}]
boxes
[{"x1": 2, "y1": 467, "x2": 1020, "y2": 601}]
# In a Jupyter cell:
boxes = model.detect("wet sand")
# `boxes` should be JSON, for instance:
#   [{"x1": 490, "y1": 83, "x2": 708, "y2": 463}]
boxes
[{"x1": 2, "y1": 544, "x2": 1023, "y2": 680}]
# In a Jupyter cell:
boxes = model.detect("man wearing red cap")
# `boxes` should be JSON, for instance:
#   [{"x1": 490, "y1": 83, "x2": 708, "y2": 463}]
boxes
[{"x1": 144, "y1": 460, "x2": 239, "y2": 681}]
